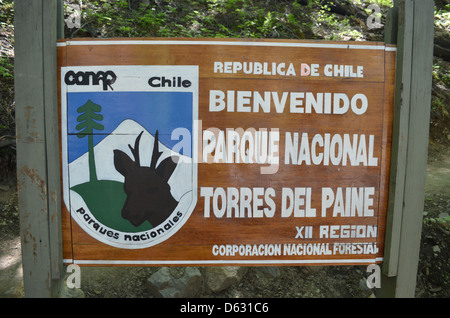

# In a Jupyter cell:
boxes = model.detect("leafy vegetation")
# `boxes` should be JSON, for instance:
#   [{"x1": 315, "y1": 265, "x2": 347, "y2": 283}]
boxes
[
  {"x1": 0, "y1": 0, "x2": 15, "y2": 140},
  {"x1": 0, "y1": 1, "x2": 15, "y2": 179},
  {"x1": 434, "y1": 2, "x2": 450, "y2": 32},
  {"x1": 0, "y1": 57, "x2": 13, "y2": 79},
  {"x1": 69, "y1": 0, "x2": 391, "y2": 40}
]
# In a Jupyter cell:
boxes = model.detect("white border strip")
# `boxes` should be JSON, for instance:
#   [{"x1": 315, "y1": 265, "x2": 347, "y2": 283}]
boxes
[
  {"x1": 57, "y1": 40, "x2": 396, "y2": 51},
  {"x1": 64, "y1": 258, "x2": 384, "y2": 265}
]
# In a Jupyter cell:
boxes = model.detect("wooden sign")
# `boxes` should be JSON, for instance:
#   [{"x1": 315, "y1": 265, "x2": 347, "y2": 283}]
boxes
[{"x1": 58, "y1": 38, "x2": 395, "y2": 266}]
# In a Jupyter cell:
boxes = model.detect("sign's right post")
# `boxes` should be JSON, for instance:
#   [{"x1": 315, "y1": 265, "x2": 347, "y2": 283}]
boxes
[{"x1": 379, "y1": 0, "x2": 435, "y2": 297}]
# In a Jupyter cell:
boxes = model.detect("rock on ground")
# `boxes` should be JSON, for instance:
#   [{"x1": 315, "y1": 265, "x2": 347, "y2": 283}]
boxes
[{"x1": 147, "y1": 266, "x2": 248, "y2": 297}]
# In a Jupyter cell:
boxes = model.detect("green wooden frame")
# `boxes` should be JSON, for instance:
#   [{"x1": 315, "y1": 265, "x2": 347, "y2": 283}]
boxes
[
  {"x1": 379, "y1": 0, "x2": 434, "y2": 297},
  {"x1": 14, "y1": 0, "x2": 64, "y2": 297}
]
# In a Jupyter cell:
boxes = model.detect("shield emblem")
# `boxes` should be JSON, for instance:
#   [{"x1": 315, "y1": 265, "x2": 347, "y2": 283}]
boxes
[{"x1": 61, "y1": 65, "x2": 198, "y2": 249}]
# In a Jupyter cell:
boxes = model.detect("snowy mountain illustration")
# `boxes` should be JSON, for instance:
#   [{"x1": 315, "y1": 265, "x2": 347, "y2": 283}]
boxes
[{"x1": 69, "y1": 119, "x2": 193, "y2": 202}]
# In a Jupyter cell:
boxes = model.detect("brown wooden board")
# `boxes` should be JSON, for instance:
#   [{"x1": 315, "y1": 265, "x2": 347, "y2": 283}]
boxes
[{"x1": 57, "y1": 38, "x2": 395, "y2": 266}]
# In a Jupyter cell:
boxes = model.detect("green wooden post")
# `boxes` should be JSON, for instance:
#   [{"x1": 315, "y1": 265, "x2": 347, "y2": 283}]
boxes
[
  {"x1": 14, "y1": 0, "x2": 64, "y2": 297},
  {"x1": 379, "y1": 0, "x2": 434, "y2": 297}
]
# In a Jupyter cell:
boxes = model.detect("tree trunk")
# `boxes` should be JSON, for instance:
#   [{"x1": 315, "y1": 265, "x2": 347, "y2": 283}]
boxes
[{"x1": 88, "y1": 134, "x2": 98, "y2": 182}]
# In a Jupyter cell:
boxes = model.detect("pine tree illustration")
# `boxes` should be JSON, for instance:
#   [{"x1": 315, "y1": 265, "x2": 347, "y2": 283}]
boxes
[{"x1": 76, "y1": 99, "x2": 104, "y2": 183}]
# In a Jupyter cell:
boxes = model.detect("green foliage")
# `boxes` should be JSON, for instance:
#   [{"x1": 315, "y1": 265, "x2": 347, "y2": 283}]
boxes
[
  {"x1": 313, "y1": 1, "x2": 364, "y2": 40},
  {"x1": 353, "y1": 0, "x2": 392, "y2": 6},
  {"x1": 423, "y1": 196, "x2": 450, "y2": 231},
  {"x1": 432, "y1": 97, "x2": 448, "y2": 119},
  {"x1": 434, "y1": 4, "x2": 450, "y2": 34},
  {"x1": 0, "y1": 57, "x2": 14, "y2": 79},
  {"x1": 0, "y1": 0, "x2": 14, "y2": 27},
  {"x1": 0, "y1": 0, "x2": 15, "y2": 137},
  {"x1": 72, "y1": 0, "x2": 322, "y2": 39},
  {"x1": 68, "y1": 0, "x2": 399, "y2": 40},
  {"x1": 433, "y1": 63, "x2": 450, "y2": 87},
  {"x1": 0, "y1": 194, "x2": 18, "y2": 227},
  {"x1": 0, "y1": 0, "x2": 14, "y2": 58},
  {"x1": 0, "y1": 55, "x2": 14, "y2": 138}
]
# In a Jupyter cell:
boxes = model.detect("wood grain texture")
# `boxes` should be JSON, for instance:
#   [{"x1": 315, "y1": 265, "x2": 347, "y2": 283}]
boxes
[{"x1": 58, "y1": 38, "x2": 395, "y2": 266}]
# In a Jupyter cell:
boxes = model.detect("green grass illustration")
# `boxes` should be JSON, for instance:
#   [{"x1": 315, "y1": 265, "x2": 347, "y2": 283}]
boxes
[{"x1": 71, "y1": 180, "x2": 153, "y2": 233}]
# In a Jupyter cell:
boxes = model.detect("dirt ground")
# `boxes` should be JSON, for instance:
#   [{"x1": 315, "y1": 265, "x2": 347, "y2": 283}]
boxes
[{"x1": 0, "y1": 147, "x2": 449, "y2": 298}]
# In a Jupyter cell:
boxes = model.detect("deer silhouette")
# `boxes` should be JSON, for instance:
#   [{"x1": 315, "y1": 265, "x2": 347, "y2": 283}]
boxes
[{"x1": 113, "y1": 130, "x2": 179, "y2": 227}]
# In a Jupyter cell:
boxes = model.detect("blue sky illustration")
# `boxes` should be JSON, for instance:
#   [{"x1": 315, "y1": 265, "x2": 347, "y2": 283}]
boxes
[{"x1": 67, "y1": 91, "x2": 193, "y2": 163}]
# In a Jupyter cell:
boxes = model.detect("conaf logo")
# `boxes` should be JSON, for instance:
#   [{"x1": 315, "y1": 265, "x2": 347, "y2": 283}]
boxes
[
  {"x1": 61, "y1": 65, "x2": 198, "y2": 249},
  {"x1": 64, "y1": 70, "x2": 117, "y2": 91}
]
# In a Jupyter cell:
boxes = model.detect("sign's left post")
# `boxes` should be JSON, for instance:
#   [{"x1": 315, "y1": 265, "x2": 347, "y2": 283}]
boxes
[{"x1": 14, "y1": 0, "x2": 65, "y2": 297}]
